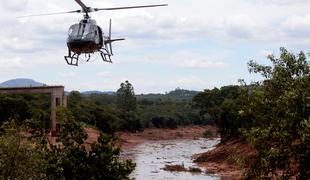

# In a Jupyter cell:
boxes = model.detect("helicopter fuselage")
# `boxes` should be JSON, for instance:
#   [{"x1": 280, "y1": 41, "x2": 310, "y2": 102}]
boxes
[{"x1": 67, "y1": 19, "x2": 103, "y2": 54}]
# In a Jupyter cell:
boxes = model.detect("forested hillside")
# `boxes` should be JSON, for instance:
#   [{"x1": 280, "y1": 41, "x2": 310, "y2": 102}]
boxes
[{"x1": 67, "y1": 86, "x2": 204, "y2": 132}]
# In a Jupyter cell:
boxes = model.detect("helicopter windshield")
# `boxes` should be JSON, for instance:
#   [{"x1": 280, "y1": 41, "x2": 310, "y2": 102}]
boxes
[
  {"x1": 68, "y1": 24, "x2": 80, "y2": 37},
  {"x1": 68, "y1": 23, "x2": 96, "y2": 40}
]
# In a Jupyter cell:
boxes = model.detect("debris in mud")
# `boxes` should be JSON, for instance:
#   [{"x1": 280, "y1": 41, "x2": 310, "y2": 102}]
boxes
[
  {"x1": 163, "y1": 164, "x2": 187, "y2": 172},
  {"x1": 162, "y1": 164, "x2": 202, "y2": 174},
  {"x1": 189, "y1": 167, "x2": 202, "y2": 173}
]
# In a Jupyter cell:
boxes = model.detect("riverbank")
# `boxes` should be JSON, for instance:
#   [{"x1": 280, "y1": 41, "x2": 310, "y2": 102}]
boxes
[
  {"x1": 83, "y1": 125, "x2": 218, "y2": 149},
  {"x1": 116, "y1": 125, "x2": 218, "y2": 148},
  {"x1": 193, "y1": 139, "x2": 256, "y2": 178},
  {"x1": 83, "y1": 126, "x2": 252, "y2": 178}
]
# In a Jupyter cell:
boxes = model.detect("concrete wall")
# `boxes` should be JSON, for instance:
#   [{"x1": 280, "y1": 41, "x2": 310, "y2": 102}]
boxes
[{"x1": 0, "y1": 86, "x2": 67, "y2": 137}]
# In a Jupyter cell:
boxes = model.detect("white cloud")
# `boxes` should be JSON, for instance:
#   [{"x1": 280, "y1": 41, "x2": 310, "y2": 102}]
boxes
[
  {"x1": 0, "y1": 36, "x2": 40, "y2": 52},
  {"x1": 58, "y1": 72, "x2": 76, "y2": 78},
  {"x1": 281, "y1": 14, "x2": 310, "y2": 37},
  {"x1": 120, "y1": 51, "x2": 230, "y2": 69},
  {"x1": 247, "y1": 0, "x2": 310, "y2": 6},
  {"x1": 258, "y1": 50, "x2": 273, "y2": 58},
  {"x1": 0, "y1": 0, "x2": 29, "y2": 11},
  {"x1": 168, "y1": 52, "x2": 230, "y2": 69},
  {"x1": 176, "y1": 76, "x2": 205, "y2": 86},
  {"x1": 2, "y1": 0, "x2": 310, "y2": 93},
  {"x1": 0, "y1": 57, "x2": 27, "y2": 69},
  {"x1": 96, "y1": 71, "x2": 112, "y2": 77}
]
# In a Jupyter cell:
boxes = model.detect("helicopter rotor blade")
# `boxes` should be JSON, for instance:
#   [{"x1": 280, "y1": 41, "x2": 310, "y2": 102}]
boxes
[
  {"x1": 17, "y1": 10, "x2": 81, "y2": 18},
  {"x1": 74, "y1": 0, "x2": 89, "y2": 12},
  {"x1": 94, "y1": 4, "x2": 168, "y2": 11},
  {"x1": 18, "y1": 3, "x2": 167, "y2": 18}
]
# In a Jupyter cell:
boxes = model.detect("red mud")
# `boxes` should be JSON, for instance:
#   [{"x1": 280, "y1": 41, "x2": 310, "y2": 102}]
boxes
[
  {"x1": 115, "y1": 125, "x2": 218, "y2": 149},
  {"x1": 84, "y1": 126, "x2": 256, "y2": 178},
  {"x1": 83, "y1": 125, "x2": 217, "y2": 148},
  {"x1": 193, "y1": 139, "x2": 257, "y2": 178}
]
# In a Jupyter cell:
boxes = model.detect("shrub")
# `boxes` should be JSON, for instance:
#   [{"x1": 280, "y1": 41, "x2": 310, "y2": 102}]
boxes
[
  {"x1": 203, "y1": 129, "x2": 214, "y2": 138},
  {"x1": 189, "y1": 167, "x2": 202, "y2": 173}
]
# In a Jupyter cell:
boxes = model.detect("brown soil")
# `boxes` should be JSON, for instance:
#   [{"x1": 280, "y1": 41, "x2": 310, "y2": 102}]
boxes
[
  {"x1": 84, "y1": 126, "x2": 258, "y2": 178},
  {"x1": 83, "y1": 125, "x2": 217, "y2": 149},
  {"x1": 116, "y1": 125, "x2": 218, "y2": 149},
  {"x1": 83, "y1": 127, "x2": 100, "y2": 149},
  {"x1": 163, "y1": 164, "x2": 188, "y2": 172},
  {"x1": 193, "y1": 139, "x2": 257, "y2": 178}
]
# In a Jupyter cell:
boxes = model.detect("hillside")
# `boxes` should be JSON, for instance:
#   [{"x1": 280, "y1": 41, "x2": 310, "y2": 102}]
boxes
[{"x1": 0, "y1": 78, "x2": 45, "y2": 87}]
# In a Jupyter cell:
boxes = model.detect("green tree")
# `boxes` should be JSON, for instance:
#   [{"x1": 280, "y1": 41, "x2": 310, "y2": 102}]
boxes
[
  {"x1": 0, "y1": 107, "x2": 135, "y2": 179},
  {"x1": 0, "y1": 95, "x2": 31, "y2": 126},
  {"x1": 0, "y1": 120, "x2": 47, "y2": 179},
  {"x1": 117, "y1": 81, "x2": 142, "y2": 132},
  {"x1": 117, "y1": 81, "x2": 137, "y2": 113},
  {"x1": 192, "y1": 86, "x2": 242, "y2": 140},
  {"x1": 46, "y1": 108, "x2": 135, "y2": 179},
  {"x1": 242, "y1": 47, "x2": 310, "y2": 178}
]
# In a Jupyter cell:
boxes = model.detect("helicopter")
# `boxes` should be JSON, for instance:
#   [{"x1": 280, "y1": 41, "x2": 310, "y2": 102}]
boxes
[{"x1": 19, "y1": 0, "x2": 168, "y2": 66}]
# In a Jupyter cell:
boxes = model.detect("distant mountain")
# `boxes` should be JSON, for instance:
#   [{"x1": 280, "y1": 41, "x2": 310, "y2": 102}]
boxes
[
  {"x1": 81, "y1": 91, "x2": 115, "y2": 95},
  {"x1": 0, "y1": 78, "x2": 45, "y2": 88}
]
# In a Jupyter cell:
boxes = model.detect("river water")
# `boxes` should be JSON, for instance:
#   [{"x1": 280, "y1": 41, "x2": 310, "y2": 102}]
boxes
[{"x1": 122, "y1": 138, "x2": 221, "y2": 180}]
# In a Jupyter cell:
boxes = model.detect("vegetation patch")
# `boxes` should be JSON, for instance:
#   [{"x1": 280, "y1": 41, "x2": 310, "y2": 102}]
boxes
[
  {"x1": 163, "y1": 164, "x2": 187, "y2": 172},
  {"x1": 175, "y1": 132, "x2": 183, "y2": 137},
  {"x1": 189, "y1": 167, "x2": 203, "y2": 173},
  {"x1": 163, "y1": 164, "x2": 203, "y2": 174},
  {"x1": 203, "y1": 129, "x2": 214, "y2": 138},
  {"x1": 193, "y1": 47, "x2": 310, "y2": 179}
]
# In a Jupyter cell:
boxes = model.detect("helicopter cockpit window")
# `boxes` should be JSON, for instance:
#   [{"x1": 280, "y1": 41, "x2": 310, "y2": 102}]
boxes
[
  {"x1": 68, "y1": 23, "x2": 96, "y2": 40},
  {"x1": 81, "y1": 24, "x2": 97, "y2": 40},
  {"x1": 68, "y1": 24, "x2": 80, "y2": 37}
]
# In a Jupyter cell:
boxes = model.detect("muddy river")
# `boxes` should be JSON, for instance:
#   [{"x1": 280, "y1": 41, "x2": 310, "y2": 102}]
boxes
[{"x1": 122, "y1": 138, "x2": 221, "y2": 180}]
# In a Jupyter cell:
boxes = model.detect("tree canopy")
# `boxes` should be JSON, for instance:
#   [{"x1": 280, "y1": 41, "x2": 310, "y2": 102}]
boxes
[
  {"x1": 191, "y1": 47, "x2": 309, "y2": 178},
  {"x1": 241, "y1": 48, "x2": 310, "y2": 178}
]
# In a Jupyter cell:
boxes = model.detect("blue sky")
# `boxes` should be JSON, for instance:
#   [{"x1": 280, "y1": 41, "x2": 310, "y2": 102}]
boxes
[{"x1": 1, "y1": 0, "x2": 310, "y2": 93}]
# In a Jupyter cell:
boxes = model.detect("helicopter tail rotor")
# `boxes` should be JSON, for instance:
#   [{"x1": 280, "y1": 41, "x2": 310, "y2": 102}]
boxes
[
  {"x1": 109, "y1": 19, "x2": 113, "y2": 55},
  {"x1": 104, "y1": 19, "x2": 125, "y2": 56}
]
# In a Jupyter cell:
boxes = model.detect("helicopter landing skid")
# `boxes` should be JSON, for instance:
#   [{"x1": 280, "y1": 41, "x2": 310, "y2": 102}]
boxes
[
  {"x1": 99, "y1": 48, "x2": 112, "y2": 63},
  {"x1": 65, "y1": 53, "x2": 80, "y2": 66},
  {"x1": 64, "y1": 51, "x2": 92, "y2": 66},
  {"x1": 64, "y1": 49, "x2": 113, "y2": 66}
]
